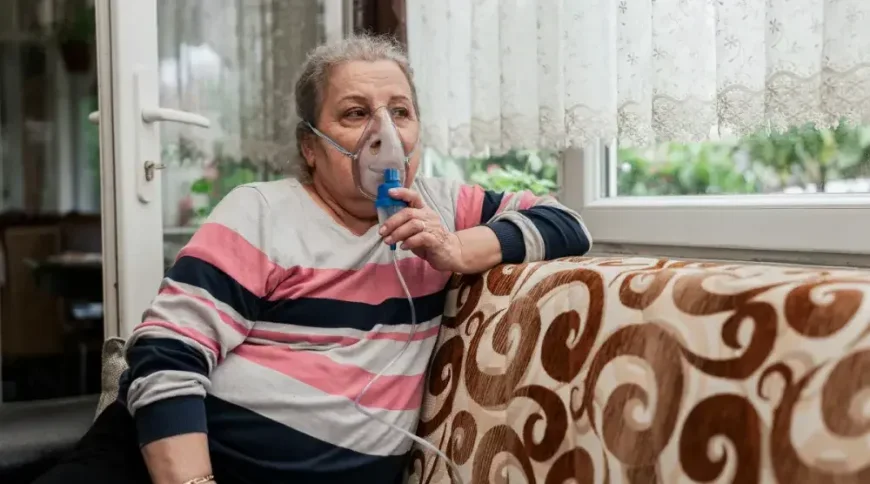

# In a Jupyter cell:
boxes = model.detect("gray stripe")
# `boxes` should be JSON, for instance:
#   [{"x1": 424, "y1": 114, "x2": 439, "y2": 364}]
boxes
[{"x1": 126, "y1": 370, "x2": 209, "y2": 414}]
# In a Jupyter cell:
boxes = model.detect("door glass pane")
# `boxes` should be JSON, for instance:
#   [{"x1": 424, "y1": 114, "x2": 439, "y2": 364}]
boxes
[
  {"x1": 0, "y1": 0, "x2": 104, "y2": 410},
  {"x1": 157, "y1": 0, "x2": 327, "y2": 264}
]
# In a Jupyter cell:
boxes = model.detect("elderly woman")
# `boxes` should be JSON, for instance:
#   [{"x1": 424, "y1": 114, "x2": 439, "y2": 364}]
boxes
[{"x1": 37, "y1": 35, "x2": 591, "y2": 484}]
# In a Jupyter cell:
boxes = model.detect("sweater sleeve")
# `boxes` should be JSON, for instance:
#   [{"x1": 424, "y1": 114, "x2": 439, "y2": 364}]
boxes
[
  {"x1": 454, "y1": 184, "x2": 592, "y2": 263},
  {"x1": 123, "y1": 185, "x2": 276, "y2": 446}
]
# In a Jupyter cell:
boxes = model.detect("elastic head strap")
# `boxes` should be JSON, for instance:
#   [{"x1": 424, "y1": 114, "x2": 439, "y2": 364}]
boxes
[{"x1": 305, "y1": 121, "x2": 356, "y2": 158}]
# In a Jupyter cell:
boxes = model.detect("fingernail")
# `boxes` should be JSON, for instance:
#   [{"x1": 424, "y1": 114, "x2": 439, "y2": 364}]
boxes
[
  {"x1": 389, "y1": 188, "x2": 398, "y2": 195},
  {"x1": 384, "y1": 237, "x2": 393, "y2": 245},
  {"x1": 378, "y1": 226, "x2": 386, "y2": 235}
]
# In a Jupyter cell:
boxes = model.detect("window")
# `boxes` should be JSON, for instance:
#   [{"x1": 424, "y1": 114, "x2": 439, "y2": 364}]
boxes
[
  {"x1": 575, "y1": 123, "x2": 870, "y2": 254},
  {"x1": 406, "y1": 1, "x2": 870, "y2": 257},
  {"x1": 425, "y1": 148, "x2": 561, "y2": 197}
]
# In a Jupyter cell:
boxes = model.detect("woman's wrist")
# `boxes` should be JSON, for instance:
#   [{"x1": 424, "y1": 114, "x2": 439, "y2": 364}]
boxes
[
  {"x1": 452, "y1": 226, "x2": 503, "y2": 274},
  {"x1": 182, "y1": 475, "x2": 215, "y2": 484}
]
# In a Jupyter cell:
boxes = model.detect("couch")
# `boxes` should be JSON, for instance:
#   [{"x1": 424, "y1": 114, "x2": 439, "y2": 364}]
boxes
[
  {"x1": 408, "y1": 256, "x2": 870, "y2": 483},
  {"x1": 88, "y1": 256, "x2": 870, "y2": 483}
]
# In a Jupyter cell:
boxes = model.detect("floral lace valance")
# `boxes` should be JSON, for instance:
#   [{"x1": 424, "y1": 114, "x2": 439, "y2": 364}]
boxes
[{"x1": 406, "y1": 0, "x2": 870, "y2": 156}]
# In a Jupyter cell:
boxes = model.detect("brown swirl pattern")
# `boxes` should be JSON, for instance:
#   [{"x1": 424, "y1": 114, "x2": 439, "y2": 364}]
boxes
[{"x1": 409, "y1": 257, "x2": 870, "y2": 483}]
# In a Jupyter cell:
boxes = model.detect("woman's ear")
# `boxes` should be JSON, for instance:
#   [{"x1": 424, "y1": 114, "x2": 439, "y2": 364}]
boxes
[
  {"x1": 297, "y1": 128, "x2": 319, "y2": 170},
  {"x1": 301, "y1": 135, "x2": 317, "y2": 169}
]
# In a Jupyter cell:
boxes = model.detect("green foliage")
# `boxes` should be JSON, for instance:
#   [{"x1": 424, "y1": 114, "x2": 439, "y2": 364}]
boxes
[
  {"x1": 162, "y1": 138, "x2": 283, "y2": 219},
  {"x1": 618, "y1": 120, "x2": 870, "y2": 196},
  {"x1": 170, "y1": 120, "x2": 870, "y2": 225},
  {"x1": 464, "y1": 150, "x2": 560, "y2": 195}
]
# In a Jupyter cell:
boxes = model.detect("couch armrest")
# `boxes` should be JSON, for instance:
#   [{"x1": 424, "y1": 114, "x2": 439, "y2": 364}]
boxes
[{"x1": 411, "y1": 256, "x2": 870, "y2": 484}]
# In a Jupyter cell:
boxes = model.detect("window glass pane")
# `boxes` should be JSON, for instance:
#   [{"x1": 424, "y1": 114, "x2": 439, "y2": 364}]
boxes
[
  {"x1": 157, "y1": 0, "x2": 326, "y2": 263},
  {"x1": 611, "y1": 123, "x2": 870, "y2": 196},
  {"x1": 0, "y1": 0, "x2": 104, "y2": 411},
  {"x1": 425, "y1": 148, "x2": 562, "y2": 197}
]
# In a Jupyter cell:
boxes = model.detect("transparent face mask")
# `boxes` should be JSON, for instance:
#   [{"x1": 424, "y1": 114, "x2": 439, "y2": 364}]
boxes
[{"x1": 306, "y1": 105, "x2": 417, "y2": 200}]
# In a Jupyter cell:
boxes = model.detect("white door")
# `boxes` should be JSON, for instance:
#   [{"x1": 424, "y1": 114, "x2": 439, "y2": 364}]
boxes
[{"x1": 94, "y1": 0, "x2": 347, "y2": 338}]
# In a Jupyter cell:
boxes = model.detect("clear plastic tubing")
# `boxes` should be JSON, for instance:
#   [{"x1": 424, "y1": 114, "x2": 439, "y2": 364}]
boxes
[{"x1": 354, "y1": 168, "x2": 464, "y2": 483}]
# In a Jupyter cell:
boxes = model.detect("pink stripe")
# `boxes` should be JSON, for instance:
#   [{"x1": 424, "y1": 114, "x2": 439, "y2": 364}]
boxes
[
  {"x1": 517, "y1": 190, "x2": 540, "y2": 210},
  {"x1": 235, "y1": 344, "x2": 424, "y2": 411},
  {"x1": 137, "y1": 321, "x2": 221, "y2": 359},
  {"x1": 159, "y1": 285, "x2": 249, "y2": 336},
  {"x1": 456, "y1": 184, "x2": 485, "y2": 231},
  {"x1": 177, "y1": 223, "x2": 281, "y2": 298},
  {"x1": 248, "y1": 328, "x2": 358, "y2": 346},
  {"x1": 369, "y1": 324, "x2": 441, "y2": 342},
  {"x1": 269, "y1": 257, "x2": 450, "y2": 304},
  {"x1": 248, "y1": 323, "x2": 441, "y2": 346},
  {"x1": 497, "y1": 192, "x2": 515, "y2": 213}
]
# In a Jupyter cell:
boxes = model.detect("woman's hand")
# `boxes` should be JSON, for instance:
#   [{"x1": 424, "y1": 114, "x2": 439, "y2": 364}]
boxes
[{"x1": 378, "y1": 188, "x2": 466, "y2": 272}]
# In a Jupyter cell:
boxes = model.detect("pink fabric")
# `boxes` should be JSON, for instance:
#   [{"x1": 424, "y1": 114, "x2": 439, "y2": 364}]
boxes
[
  {"x1": 159, "y1": 284, "x2": 249, "y2": 336},
  {"x1": 138, "y1": 320, "x2": 222, "y2": 360},
  {"x1": 516, "y1": 190, "x2": 539, "y2": 210},
  {"x1": 247, "y1": 324, "x2": 441, "y2": 347},
  {"x1": 455, "y1": 184, "x2": 485, "y2": 231},
  {"x1": 177, "y1": 223, "x2": 278, "y2": 298},
  {"x1": 235, "y1": 343, "x2": 425, "y2": 411},
  {"x1": 269, "y1": 257, "x2": 450, "y2": 304}
]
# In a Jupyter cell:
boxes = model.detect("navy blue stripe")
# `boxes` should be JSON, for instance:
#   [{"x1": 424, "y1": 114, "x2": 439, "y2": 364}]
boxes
[
  {"x1": 518, "y1": 205, "x2": 591, "y2": 259},
  {"x1": 205, "y1": 395, "x2": 407, "y2": 484},
  {"x1": 126, "y1": 338, "x2": 209, "y2": 380},
  {"x1": 479, "y1": 190, "x2": 505, "y2": 224},
  {"x1": 135, "y1": 395, "x2": 208, "y2": 446},
  {"x1": 262, "y1": 289, "x2": 447, "y2": 330},
  {"x1": 169, "y1": 256, "x2": 447, "y2": 330},
  {"x1": 487, "y1": 219, "x2": 526, "y2": 264},
  {"x1": 169, "y1": 256, "x2": 262, "y2": 321}
]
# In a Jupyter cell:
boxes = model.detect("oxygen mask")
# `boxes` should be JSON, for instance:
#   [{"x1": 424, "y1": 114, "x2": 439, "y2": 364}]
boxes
[{"x1": 306, "y1": 105, "x2": 416, "y2": 200}]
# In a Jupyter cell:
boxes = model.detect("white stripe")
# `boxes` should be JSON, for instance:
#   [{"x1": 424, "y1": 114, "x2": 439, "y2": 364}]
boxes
[
  {"x1": 252, "y1": 317, "x2": 442, "y2": 342},
  {"x1": 247, "y1": 323, "x2": 441, "y2": 376},
  {"x1": 163, "y1": 279, "x2": 256, "y2": 332},
  {"x1": 210, "y1": 356, "x2": 420, "y2": 456},
  {"x1": 127, "y1": 369, "x2": 209, "y2": 413}
]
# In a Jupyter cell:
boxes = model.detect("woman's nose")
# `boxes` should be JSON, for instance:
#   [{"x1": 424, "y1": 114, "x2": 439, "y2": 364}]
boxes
[{"x1": 368, "y1": 138, "x2": 382, "y2": 155}]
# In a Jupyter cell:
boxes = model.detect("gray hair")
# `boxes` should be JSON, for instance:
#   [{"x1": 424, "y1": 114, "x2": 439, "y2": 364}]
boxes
[{"x1": 292, "y1": 34, "x2": 419, "y2": 182}]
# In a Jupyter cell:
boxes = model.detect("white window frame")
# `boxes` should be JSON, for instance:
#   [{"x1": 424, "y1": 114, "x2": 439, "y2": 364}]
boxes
[{"x1": 561, "y1": 142, "x2": 870, "y2": 257}]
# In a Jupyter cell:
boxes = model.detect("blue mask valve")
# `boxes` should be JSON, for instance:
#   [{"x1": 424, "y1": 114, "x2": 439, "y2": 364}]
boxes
[{"x1": 375, "y1": 168, "x2": 408, "y2": 251}]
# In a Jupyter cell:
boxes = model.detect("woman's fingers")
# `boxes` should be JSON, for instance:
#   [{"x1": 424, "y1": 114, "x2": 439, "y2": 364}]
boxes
[
  {"x1": 384, "y1": 218, "x2": 427, "y2": 245},
  {"x1": 379, "y1": 207, "x2": 423, "y2": 237},
  {"x1": 388, "y1": 187, "x2": 425, "y2": 208},
  {"x1": 400, "y1": 231, "x2": 436, "y2": 251}
]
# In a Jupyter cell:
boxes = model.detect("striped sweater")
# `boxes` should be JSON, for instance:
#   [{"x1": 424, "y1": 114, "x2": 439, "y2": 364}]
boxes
[{"x1": 120, "y1": 176, "x2": 591, "y2": 483}]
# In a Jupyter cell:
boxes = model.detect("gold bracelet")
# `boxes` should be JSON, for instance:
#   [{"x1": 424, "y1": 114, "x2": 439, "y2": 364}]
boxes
[{"x1": 182, "y1": 476, "x2": 215, "y2": 484}]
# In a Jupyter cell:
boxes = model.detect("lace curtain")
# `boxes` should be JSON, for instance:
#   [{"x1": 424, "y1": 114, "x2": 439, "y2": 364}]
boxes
[
  {"x1": 405, "y1": 0, "x2": 870, "y2": 157},
  {"x1": 157, "y1": 0, "x2": 322, "y2": 166}
]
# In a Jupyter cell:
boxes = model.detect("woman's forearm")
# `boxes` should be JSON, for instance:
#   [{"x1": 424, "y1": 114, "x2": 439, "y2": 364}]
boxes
[
  {"x1": 142, "y1": 433, "x2": 212, "y2": 484},
  {"x1": 454, "y1": 225, "x2": 504, "y2": 274}
]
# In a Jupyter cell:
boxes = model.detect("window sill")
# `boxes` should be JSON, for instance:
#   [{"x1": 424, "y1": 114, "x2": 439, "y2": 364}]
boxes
[
  {"x1": 581, "y1": 199, "x2": 870, "y2": 254},
  {"x1": 560, "y1": 148, "x2": 870, "y2": 256}
]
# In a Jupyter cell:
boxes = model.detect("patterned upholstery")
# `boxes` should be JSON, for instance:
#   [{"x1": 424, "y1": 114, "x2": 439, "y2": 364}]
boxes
[
  {"x1": 95, "y1": 337, "x2": 127, "y2": 419},
  {"x1": 409, "y1": 257, "x2": 870, "y2": 483}
]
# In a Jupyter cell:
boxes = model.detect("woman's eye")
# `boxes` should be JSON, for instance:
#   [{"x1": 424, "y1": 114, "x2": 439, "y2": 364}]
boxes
[
  {"x1": 345, "y1": 108, "x2": 367, "y2": 120},
  {"x1": 391, "y1": 107, "x2": 410, "y2": 118}
]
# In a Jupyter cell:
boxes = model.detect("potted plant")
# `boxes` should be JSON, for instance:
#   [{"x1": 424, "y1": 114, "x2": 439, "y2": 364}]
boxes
[{"x1": 56, "y1": 2, "x2": 96, "y2": 73}]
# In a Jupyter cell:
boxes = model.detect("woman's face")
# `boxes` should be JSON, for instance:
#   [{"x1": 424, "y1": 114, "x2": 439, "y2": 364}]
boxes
[{"x1": 302, "y1": 60, "x2": 420, "y2": 219}]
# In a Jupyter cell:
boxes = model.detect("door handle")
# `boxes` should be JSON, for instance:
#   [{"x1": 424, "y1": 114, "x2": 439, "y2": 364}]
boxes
[
  {"x1": 88, "y1": 109, "x2": 210, "y2": 129},
  {"x1": 141, "y1": 108, "x2": 210, "y2": 128}
]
